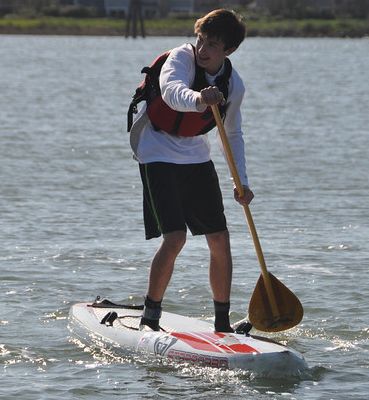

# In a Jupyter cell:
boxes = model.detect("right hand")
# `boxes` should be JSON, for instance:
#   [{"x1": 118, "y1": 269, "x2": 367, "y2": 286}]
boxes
[
  {"x1": 234, "y1": 186, "x2": 254, "y2": 206},
  {"x1": 199, "y1": 86, "x2": 224, "y2": 106}
]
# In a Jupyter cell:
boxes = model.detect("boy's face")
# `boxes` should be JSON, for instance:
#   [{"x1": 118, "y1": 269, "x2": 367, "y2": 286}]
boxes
[{"x1": 195, "y1": 33, "x2": 235, "y2": 75}]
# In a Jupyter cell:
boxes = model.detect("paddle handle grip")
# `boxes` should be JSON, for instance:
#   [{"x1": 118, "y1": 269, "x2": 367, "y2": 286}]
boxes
[{"x1": 211, "y1": 105, "x2": 280, "y2": 318}]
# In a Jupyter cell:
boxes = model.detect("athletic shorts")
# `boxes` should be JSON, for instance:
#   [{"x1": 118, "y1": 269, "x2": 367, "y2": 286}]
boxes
[{"x1": 139, "y1": 161, "x2": 227, "y2": 240}]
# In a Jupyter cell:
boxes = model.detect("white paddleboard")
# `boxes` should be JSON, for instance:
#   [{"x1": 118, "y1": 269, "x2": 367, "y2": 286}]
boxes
[{"x1": 69, "y1": 299, "x2": 308, "y2": 376}]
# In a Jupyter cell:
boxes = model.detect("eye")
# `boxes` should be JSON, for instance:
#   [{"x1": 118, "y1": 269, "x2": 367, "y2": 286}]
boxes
[{"x1": 209, "y1": 40, "x2": 221, "y2": 49}]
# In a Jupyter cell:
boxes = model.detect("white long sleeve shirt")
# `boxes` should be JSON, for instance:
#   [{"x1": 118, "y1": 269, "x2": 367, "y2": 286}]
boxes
[{"x1": 129, "y1": 43, "x2": 249, "y2": 186}]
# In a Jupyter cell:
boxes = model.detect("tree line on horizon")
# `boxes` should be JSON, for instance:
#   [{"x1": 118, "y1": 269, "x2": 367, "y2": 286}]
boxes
[{"x1": 1, "y1": 0, "x2": 369, "y2": 19}]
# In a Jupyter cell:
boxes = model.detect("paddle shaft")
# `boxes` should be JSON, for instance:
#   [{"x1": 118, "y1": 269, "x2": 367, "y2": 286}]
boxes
[{"x1": 211, "y1": 105, "x2": 280, "y2": 318}]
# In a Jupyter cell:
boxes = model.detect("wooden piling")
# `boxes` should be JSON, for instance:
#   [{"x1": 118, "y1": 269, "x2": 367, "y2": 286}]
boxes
[{"x1": 126, "y1": 0, "x2": 145, "y2": 38}]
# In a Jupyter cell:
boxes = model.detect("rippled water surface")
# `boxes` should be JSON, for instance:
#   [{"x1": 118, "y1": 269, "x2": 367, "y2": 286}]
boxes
[{"x1": 1, "y1": 35, "x2": 369, "y2": 399}]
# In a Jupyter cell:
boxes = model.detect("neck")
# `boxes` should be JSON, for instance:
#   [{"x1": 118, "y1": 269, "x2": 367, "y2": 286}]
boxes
[{"x1": 206, "y1": 63, "x2": 224, "y2": 76}]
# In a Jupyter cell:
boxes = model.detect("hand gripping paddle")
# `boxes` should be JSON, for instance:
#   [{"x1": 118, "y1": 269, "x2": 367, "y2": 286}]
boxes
[{"x1": 211, "y1": 105, "x2": 303, "y2": 332}]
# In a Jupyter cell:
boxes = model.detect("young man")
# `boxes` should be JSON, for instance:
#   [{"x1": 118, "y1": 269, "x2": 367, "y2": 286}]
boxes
[{"x1": 129, "y1": 9, "x2": 254, "y2": 332}]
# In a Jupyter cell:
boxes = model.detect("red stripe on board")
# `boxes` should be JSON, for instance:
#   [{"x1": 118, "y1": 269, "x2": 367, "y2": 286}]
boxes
[
  {"x1": 171, "y1": 332, "x2": 223, "y2": 353},
  {"x1": 194, "y1": 332, "x2": 235, "y2": 353},
  {"x1": 190, "y1": 332, "x2": 260, "y2": 354},
  {"x1": 226, "y1": 343, "x2": 259, "y2": 354},
  {"x1": 172, "y1": 332, "x2": 259, "y2": 354},
  {"x1": 171, "y1": 332, "x2": 259, "y2": 354}
]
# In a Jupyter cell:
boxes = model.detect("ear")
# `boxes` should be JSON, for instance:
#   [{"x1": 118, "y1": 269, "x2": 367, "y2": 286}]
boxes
[{"x1": 225, "y1": 46, "x2": 237, "y2": 56}]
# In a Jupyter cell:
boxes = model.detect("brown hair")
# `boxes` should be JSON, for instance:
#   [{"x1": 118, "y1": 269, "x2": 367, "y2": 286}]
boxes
[{"x1": 194, "y1": 9, "x2": 246, "y2": 50}]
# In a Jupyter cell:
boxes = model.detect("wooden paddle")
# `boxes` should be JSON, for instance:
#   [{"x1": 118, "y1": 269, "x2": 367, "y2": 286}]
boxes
[{"x1": 211, "y1": 105, "x2": 303, "y2": 332}]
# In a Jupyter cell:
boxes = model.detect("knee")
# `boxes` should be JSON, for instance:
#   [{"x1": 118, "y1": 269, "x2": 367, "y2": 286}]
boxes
[
  {"x1": 162, "y1": 230, "x2": 187, "y2": 254},
  {"x1": 206, "y1": 230, "x2": 230, "y2": 251}
]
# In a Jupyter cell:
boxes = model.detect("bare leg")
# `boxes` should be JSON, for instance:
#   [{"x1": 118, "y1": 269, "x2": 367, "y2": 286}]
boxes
[
  {"x1": 206, "y1": 230, "x2": 233, "y2": 332},
  {"x1": 206, "y1": 229, "x2": 232, "y2": 303},
  {"x1": 146, "y1": 230, "x2": 186, "y2": 302}
]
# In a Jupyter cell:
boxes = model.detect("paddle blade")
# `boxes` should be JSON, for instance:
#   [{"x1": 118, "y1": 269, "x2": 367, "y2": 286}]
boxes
[{"x1": 248, "y1": 273, "x2": 303, "y2": 332}]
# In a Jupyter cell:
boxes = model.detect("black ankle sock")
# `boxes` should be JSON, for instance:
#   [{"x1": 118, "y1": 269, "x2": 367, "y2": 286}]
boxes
[
  {"x1": 144, "y1": 296, "x2": 162, "y2": 309},
  {"x1": 140, "y1": 316, "x2": 160, "y2": 331},
  {"x1": 140, "y1": 296, "x2": 162, "y2": 331},
  {"x1": 213, "y1": 300, "x2": 234, "y2": 333}
]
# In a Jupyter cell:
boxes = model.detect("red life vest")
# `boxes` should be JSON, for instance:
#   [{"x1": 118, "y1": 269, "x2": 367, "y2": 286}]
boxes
[{"x1": 127, "y1": 45, "x2": 232, "y2": 137}]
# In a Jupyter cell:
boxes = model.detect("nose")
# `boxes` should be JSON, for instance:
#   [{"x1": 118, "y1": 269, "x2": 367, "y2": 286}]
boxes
[{"x1": 197, "y1": 42, "x2": 207, "y2": 56}]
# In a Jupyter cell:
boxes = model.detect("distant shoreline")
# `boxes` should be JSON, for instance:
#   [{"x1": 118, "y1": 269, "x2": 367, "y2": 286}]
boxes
[{"x1": 1, "y1": 17, "x2": 368, "y2": 38}]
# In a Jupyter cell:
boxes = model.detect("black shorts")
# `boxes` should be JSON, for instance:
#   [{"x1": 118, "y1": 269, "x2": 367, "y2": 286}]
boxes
[{"x1": 139, "y1": 161, "x2": 227, "y2": 240}]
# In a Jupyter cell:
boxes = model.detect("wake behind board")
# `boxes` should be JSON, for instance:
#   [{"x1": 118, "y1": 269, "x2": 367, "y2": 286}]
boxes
[{"x1": 69, "y1": 299, "x2": 308, "y2": 377}]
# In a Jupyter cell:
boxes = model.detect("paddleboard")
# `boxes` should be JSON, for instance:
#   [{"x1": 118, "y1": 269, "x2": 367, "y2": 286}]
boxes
[{"x1": 69, "y1": 298, "x2": 308, "y2": 376}]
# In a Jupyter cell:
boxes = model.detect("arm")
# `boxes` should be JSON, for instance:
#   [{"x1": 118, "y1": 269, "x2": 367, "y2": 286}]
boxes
[
  {"x1": 220, "y1": 74, "x2": 254, "y2": 205},
  {"x1": 159, "y1": 44, "x2": 204, "y2": 112}
]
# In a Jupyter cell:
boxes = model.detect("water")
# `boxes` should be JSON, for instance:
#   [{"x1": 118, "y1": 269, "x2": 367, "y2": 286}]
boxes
[{"x1": 1, "y1": 35, "x2": 369, "y2": 399}]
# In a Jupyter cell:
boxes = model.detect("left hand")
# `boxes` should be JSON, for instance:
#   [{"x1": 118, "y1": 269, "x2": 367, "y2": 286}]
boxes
[{"x1": 234, "y1": 186, "x2": 254, "y2": 206}]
